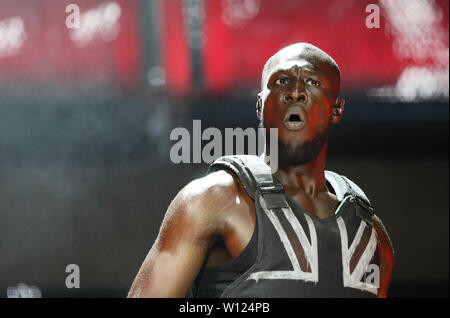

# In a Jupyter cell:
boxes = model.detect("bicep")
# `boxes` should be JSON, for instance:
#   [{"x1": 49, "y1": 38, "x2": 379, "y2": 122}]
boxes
[
  {"x1": 372, "y1": 214, "x2": 394, "y2": 297},
  {"x1": 128, "y1": 238, "x2": 208, "y2": 297},
  {"x1": 128, "y1": 193, "x2": 215, "y2": 298},
  {"x1": 373, "y1": 215, "x2": 394, "y2": 264}
]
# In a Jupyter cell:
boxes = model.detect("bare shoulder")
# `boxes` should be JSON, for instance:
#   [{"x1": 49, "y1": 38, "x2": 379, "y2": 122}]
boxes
[
  {"x1": 180, "y1": 169, "x2": 240, "y2": 209},
  {"x1": 178, "y1": 169, "x2": 241, "y2": 216},
  {"x1": 127, "y1": 170, "x2": 242, "y2": 297},
  {"x1": 162, "y1": 169, "x2": 242, "y2": 241}
]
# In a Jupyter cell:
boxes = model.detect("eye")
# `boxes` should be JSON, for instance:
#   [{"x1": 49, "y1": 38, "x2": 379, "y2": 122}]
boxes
[
  {"x1": 306, "y1": 78, "x2": 320, "y2": 87},
  {"x1": 275, "y1": 77, "x2": 289, "y2": 85}
]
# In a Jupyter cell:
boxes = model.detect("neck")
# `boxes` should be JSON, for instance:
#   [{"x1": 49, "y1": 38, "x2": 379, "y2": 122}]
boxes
[{"x1": 264, "y1": 144, "x2": 328, "y2": 197}]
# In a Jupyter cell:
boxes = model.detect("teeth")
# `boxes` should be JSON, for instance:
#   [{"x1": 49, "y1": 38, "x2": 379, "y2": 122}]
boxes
[{"x1": 284, "y1": 120, "x2": 305, "y2": 130}]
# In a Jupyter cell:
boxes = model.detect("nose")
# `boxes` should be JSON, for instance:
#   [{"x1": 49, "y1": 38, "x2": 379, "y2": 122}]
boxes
[{"x1": 283, "y1": 83, "x2": 307, "y2": 104}]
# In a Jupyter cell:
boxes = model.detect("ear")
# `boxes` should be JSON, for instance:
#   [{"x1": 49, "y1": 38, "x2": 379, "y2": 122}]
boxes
[
  {"x1": 256, "y1": 93, "x2": 263, "y2": 119},
  {"x1": 331, "y1": 98, "x2": 345, "y2": 124}
]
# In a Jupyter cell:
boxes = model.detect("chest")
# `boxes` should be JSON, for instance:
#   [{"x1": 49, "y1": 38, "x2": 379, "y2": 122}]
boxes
[
  {"x1": 207, "y1": 192, "x2": 340, "y2": 266},
  {"x1": 222, "y1": 195, "x2": 380, "y2": 297}
]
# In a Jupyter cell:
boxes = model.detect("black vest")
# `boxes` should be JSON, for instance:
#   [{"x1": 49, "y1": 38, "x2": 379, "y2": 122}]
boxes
[{"x1": 197, "y1": 155, "x2": 380, "y2": 298}]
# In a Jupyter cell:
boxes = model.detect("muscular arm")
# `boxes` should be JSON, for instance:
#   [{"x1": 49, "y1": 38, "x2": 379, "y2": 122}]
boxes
[
  {"x1": 127, "y1": 171, "x2": 238, "y2": 298},
  {"x1": 372, "y1": 214, "x2": 395, "y2": 298}
]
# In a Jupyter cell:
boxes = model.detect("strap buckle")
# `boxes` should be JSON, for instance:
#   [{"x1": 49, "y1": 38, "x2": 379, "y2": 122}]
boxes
[
  {"x1": 257, "y1": 182, "x2": 284, "y2": 194},
  {"x1": 355, "y1": 197, "x2": 374, "y2": 226},
  {"x1": 355, "y1": 196, "x2": 374, "y2": 214},
  {"x1": 257, "y1": 182, "x2": 288, "y2": 209}
]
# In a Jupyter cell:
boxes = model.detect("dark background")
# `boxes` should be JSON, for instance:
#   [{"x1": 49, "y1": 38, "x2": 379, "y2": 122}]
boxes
[{"x1": 0, "y1": 0, "x2": 448, "y2": 297}]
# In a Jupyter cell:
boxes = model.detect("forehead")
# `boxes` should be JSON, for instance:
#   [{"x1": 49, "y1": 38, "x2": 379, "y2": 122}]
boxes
[
  {"x1": 262, "y1": 51, "x2": 332, "y2": 88},
  {"x1": 269, "y1": 57, "x2": 318, "y2": 75}
]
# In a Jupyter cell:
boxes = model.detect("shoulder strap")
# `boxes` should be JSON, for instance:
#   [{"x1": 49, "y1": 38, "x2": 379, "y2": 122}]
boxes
[
  {"x1": 209, "y1": 157, "x2": 375, "y2": 223},
  {"x1": 208, "y1": 155, "x2": 288, "y2": 209},
  {"x1": 325, "y1": 170, "x2": 375, "y2": 225}
]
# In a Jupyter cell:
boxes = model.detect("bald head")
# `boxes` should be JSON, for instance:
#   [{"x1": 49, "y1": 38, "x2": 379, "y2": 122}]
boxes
[{"x1": 261, "y1": 43, "x2": 341, "y2": 95}]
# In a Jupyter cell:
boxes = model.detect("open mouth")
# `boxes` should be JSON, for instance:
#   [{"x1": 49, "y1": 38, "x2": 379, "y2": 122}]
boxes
[
  {"x1": 288, "y1": 114, "x2": 302, "y2": 122},
  {"x1": 283, "y1": 107, "x2": 306, "y2": 130}
]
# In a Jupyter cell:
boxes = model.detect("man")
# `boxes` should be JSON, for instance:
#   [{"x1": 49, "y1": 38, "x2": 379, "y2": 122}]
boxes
[{"x1": 128, "y1": 43, "x2": 394, "y2": 298}]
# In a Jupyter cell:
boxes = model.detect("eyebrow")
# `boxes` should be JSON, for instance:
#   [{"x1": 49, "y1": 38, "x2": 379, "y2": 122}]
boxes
[
  {"x1": 271, "y1": 64, "x2": 319, "y2": 77},
  {"x1": 268, "y1": 67, "x2": 330, "y2": 88}
]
